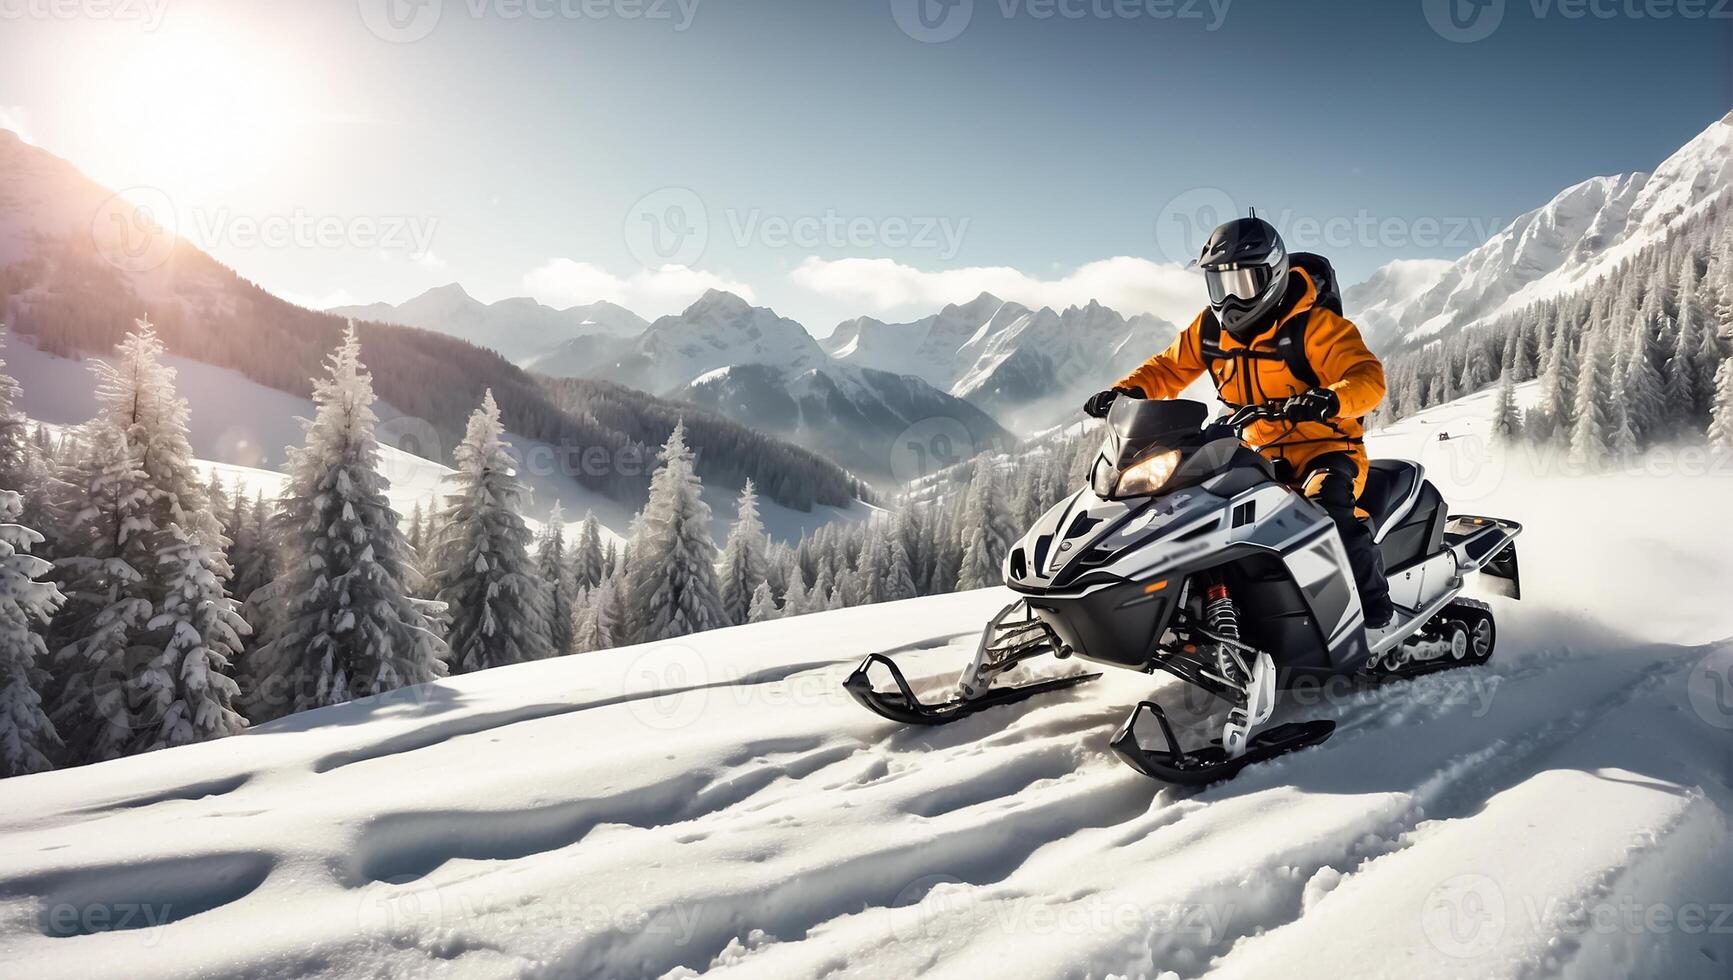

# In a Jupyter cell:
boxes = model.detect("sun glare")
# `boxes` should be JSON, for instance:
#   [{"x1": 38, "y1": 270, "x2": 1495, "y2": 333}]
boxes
[{"x1": 76, "y1": 15, "x2": 308, "y2": 200}]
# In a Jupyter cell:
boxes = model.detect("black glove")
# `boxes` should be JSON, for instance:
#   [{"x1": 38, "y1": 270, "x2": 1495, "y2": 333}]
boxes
[
  {"x1": 1084, "y1": 386, "x2": 1144, "y2": 419},
  {"x1": 1282, "y1": 387, "x2": 1339, "y2": 423}
]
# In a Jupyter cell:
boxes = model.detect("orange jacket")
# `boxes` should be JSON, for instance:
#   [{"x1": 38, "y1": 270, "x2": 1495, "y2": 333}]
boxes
[{"x1": 1114, "y1": 269, "x2": 1386, "y2": 493}]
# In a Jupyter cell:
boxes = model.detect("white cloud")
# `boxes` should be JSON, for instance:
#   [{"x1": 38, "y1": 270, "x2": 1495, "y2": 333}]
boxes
[
  {"x1": 789, "y1": 255, "x2": 1205, "y2": 325},
  {"x1": 413, "y1": 249, "x2": 448, "y2": 269},
  {"x1": 522, "y1": 260, "x2": 756, "y2": 317}
]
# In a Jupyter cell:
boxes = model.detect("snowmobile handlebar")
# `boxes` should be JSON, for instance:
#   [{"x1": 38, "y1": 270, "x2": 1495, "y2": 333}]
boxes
[{"x1": 1220, "y1": 402, "x2": 1284, "y2": 431}]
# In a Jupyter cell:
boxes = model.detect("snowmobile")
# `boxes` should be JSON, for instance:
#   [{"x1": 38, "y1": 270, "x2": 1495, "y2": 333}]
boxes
[{"x1": 845, "y1": 397, "x2": 1523, "y2": 785}]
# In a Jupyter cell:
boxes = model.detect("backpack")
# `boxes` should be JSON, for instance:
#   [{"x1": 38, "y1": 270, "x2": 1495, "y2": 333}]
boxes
[{"x1": 1197, "y1": 251, "x2": 1342, "y2": 398}]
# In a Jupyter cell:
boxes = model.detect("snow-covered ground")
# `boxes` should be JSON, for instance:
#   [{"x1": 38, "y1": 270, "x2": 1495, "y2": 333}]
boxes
[{"x1": 2, "y1": 393, "x2": 1730, "y2": 979}]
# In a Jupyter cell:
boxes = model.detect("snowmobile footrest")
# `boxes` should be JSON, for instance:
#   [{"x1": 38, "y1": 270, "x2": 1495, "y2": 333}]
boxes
[
  {"x1": 1110, "y1": 700, "x2": 1336, "y2": 785},
  {"x1": 844, "y1": 653, "x2": 1099, "y2": 727}
]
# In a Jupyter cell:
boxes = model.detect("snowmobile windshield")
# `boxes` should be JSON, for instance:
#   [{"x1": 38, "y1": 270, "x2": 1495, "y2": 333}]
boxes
[
  {"x1": 1105, "y1": 398, "x2": 1209, "y2": 463},
  {"x1": 1093, "y1": 398, "x2": 1211, "y2": 499}
]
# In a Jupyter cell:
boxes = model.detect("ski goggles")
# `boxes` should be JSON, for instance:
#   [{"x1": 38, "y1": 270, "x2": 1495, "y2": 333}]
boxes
[{"x1": 1203, "y1": 264, "x2": 1276, "y2": 305}]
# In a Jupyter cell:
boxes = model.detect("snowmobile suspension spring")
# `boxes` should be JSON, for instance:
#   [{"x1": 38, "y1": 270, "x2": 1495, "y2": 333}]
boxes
[{"x1": 1205, "y1": 584, "x2": 1240, "y2": 643}]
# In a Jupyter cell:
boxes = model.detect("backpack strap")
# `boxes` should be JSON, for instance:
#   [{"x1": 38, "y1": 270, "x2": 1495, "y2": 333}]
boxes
[
  {"x1": 1198, "y1": 306, "x2": 1321, "y2": 407},
  {"x1": 1274, "y1": 308, "x2": 1321, "y2": 389}
]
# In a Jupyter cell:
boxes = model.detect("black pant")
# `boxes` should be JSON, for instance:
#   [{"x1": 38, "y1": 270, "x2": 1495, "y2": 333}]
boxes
[{"x1": 1296, "y1": 453, "x2": 1392, "y2": 621}]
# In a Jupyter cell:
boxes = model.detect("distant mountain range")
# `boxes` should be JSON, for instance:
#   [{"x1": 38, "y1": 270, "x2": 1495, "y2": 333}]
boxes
[
  {"x1": 332, "y1": 285, "x2": 647, "y2": 363},
  {"x1": 826, "y1": 295, "x2": 1177, "y2": 434},
  {"x1": 0, "y1": 129, "x2": 869, "y2": 519}
]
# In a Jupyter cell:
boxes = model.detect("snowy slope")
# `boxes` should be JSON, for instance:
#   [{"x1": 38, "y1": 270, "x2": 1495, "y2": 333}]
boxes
[
  {"x1": 333, "y1": 285, "x2": 648, "y2": 364},
  {"x1": 1374, "y1": 110, "x2": 1733, "y2": 344},
  {"x1": 2, "y1": 392, "x2": 1729, "y2": 979}
]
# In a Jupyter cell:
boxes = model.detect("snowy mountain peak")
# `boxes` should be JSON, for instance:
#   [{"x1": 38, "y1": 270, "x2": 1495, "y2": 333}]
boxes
[
  {"x1": 1369, "y1": 110, "x2": 1733, "y2": 345},
  {"x1": 685, "y1": 288, "x2": 755, "y2": 320}
]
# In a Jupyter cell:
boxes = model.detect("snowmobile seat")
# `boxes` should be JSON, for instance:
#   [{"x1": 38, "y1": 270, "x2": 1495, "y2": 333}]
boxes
[{"x1": 1359, "y1": 460, "x2": 1422, "y2": 542}]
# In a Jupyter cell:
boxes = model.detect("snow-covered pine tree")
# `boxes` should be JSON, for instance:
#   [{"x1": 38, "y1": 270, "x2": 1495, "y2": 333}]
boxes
[
  {"x1": 0, "y1": 333, "x2": 33, "y2": 494},
  {"x1": 0, "y1": 489, "x2": 64, "y2": 777},
  {"x1": 626, "y1": 421, "x2": 728, "y2": 642},
  {"x1": 1538, "y1": 315, "x2": 1578, "y2": 441},
  {"x1": 430, "y1": 391, "x2": 554, "y2": 673},
  {"x1": 535, "y1": 501, "x2": 576, "y2": 657},
  {"x1": 591, "y1": 568, "x2": 627, "y2": 649},
  {"x1": 1621, "y1": 317, "x2": 1667, "y2": 443},
  {"x1": 573, "y1": 511, "x2": 605, "y2": 590},
  {"x1": 885, "y1": 537, "x2": 918, "y2": 602},
  {"x1": 47, "y1": 322, "x2": 241, "y2": 762},
  {"x1": 571, "y1": 587, "x2": 608, "y2": 654},
  {"x1": 246, "y1": 325, "x2": 448, "y2": 721},
  {"x1": 810, "y1": 561, "x2": 838, "y2": 612},
  {"x1": 1709, "y1": 356, "x2": 1733, "y2": 450},
  {"x1": 746, "y1": 580, "x2": 778, "y2": 623},
  {"x1": 140, "y1": 527, "x2": 248, "y2": 750},
  {"x1": 718, "y1": 479, "x2": 768, "y2": 626},
  {"x1": 1490, "y1": 371, "x2": 1523, "y2": 446},
  {"x1": 956, "y1": 455, "x2": 1013, "y2": 590},
  {"x1": 228, "y1": 491, "x2": 274, "y2": 608},
  {"x1": 1570, "y1": 330, "x2": 1614, "y2": 463}
]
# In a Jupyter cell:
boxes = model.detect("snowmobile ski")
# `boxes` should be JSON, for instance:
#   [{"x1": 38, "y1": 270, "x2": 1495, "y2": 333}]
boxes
[
  {"x1": 1110, "y1": 699, "x2": 1336, "y2": 785},
  {"x1": 843, "y1": 653, "x2": 1100, "y2": 726}
]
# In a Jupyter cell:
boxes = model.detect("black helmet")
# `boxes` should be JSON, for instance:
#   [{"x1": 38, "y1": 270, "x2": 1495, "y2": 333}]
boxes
[{"x1": 1199, "y1": 215, "x2": 1290, "y2": 339}]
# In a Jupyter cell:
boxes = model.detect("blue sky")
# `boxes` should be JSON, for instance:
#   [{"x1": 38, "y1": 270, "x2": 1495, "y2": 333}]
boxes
[{"x1": 1, "y1": 0, "x2": 1727, "y2": 331}]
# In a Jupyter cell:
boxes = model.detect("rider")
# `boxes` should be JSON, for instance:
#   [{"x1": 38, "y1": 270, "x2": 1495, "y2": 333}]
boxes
[{"x1": 1084, "y1": 215, "x2": 1394, "y2": 628}]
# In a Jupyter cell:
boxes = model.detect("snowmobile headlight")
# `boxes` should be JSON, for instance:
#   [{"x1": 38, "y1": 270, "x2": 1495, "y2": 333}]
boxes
[{"x1": 1115, "y1": 449, "x2": 1182, "y2": 497}]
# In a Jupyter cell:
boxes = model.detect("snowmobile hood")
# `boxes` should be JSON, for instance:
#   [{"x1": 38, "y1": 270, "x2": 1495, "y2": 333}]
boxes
[{"x1": 1005, "y1": 483, "x2": 1231, "y2": 592}]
